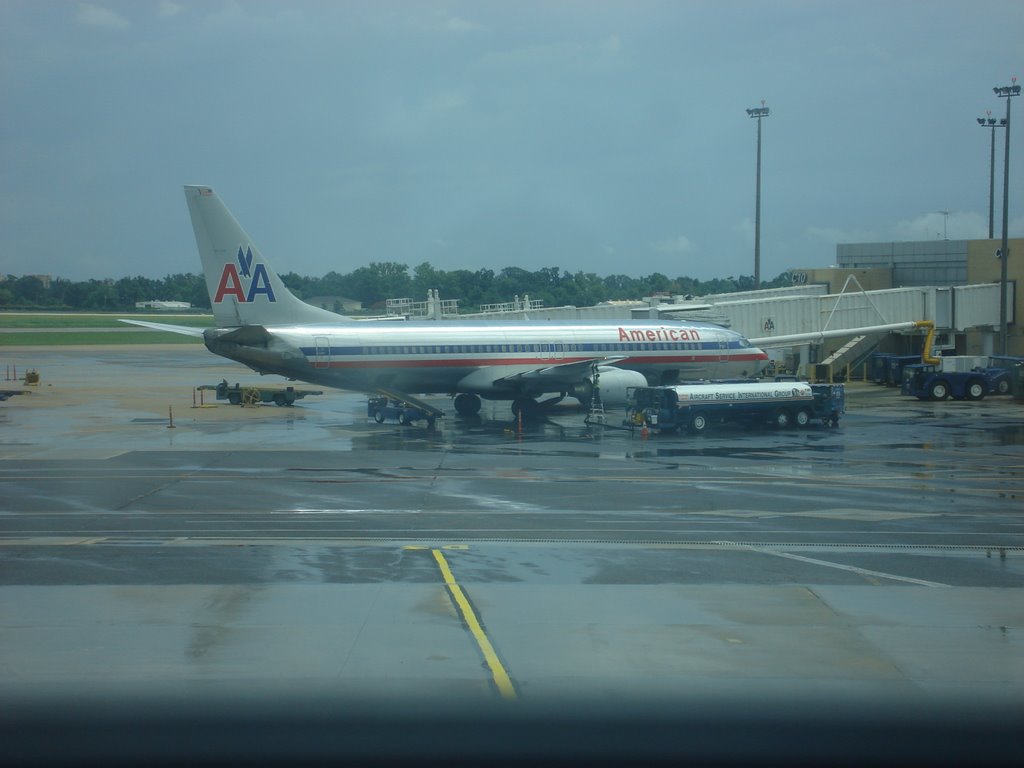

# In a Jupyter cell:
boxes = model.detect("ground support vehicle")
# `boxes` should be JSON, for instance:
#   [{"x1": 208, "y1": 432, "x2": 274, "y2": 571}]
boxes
[
  {"x1": 990, "y1": 356, "x2": 1024, "y2": 398},
  {"x1": 869, "y1": 353, "x2": 892, "y2": 384},
  {"x1": 901, "y1": 364, "x2": 1012, "y2": 401},
  {"x1": 625, "y1": 381, "x2": 845, "y2": 434},
  {"x1": 885, "y1": 355, "x2": 924, "y2": 386},
  {"x1": 1013, "y1": 364, "x2": 1024, "y2": 400},
  {"x1": 367, "y1": 396, "x2": 438, "y2": 427},
  {"x1": 200, "y1": 381, "x2": 323, "y2": 406}
]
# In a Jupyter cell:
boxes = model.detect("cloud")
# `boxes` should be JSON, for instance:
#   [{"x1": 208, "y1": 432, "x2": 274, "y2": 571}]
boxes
[
  {"x1": 805, "y1": 211, "x2": 993, "y2": 248},
  {"x1": 157, "y1": 1, "x2": 184, "y2": 18},
  {"x1": 653, "y1": 235, "x2": 695, "y2": 254},
  {"x1": 891, "y1": 211, "x2": 987, "y2": 242},
  {"x1": 412, "y1": 10, "x2": 483, "y2": 34},
  {"x1": 425, "y1": 90, "x2": 468, "y2": 114},
  {"x1": 734, "y1": 218, "x2": 754, "y2": 244},
  {"x1": 76, "y1": 2, "x2": 131, "y2": 30},
  {"x1": 445, "y1": 16, "x2": 483, "y2": 34},
  {"x1": 805, "y1": 225, "x2": 876, "y2": 245},
  {"x1": 479, "y1": 35, "x2": 624, "y2": 76}
]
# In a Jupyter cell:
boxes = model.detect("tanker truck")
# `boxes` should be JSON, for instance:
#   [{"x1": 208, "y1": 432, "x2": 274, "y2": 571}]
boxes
[{"x1": 626, "y1": 381, "x2": 845, "y2": 434}]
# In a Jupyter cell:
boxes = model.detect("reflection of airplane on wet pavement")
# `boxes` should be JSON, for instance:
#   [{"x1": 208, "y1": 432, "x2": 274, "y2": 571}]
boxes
[
  {"x1": 126, "y1": 187, "x2": 930, "y2": 420},
  {"x1": 123, "y1": 186, "x2": 772, "y2": 418}
]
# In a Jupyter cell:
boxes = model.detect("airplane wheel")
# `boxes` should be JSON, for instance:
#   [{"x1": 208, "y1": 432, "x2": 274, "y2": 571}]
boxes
[
  {"x1": 454, "y1": 393, "x2": 481, "y2": 416},
  {"x1": 511, "y1": 397, "x2": 538, "y2": 418}
]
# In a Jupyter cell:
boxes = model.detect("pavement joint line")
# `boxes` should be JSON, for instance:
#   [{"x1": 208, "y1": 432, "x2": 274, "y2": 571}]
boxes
[
  {"x1": 431, "y1": 548, "x2": 517, "y2": 701},
  {"x1": 717, "y1": 540, "x2": 951, "y2": 587}
]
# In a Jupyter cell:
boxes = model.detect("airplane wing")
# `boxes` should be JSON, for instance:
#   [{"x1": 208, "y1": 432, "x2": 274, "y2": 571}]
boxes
[
  {"x1": 495, "y1": 356, "x2": 627, "y2": 385},
  {"x1": 118, "y1": 319, "x2": 206, "y2": 338}
]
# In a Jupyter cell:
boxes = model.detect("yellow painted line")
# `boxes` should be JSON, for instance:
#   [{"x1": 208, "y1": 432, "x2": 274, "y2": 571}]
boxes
[{"x1": 432, "y1": 548, "x2": 517, "y2": 700}]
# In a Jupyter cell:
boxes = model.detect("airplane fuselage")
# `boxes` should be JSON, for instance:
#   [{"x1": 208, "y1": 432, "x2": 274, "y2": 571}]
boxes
[{"x1": 205, "y1": 318, "x2": 767, "y2": 399}]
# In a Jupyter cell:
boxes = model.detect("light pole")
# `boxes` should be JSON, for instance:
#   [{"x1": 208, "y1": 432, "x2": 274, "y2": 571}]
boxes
[
  {"x1": 976, "y1": 111, "x2": 1006, "y2": 240},
  {"x1": 994, "y1": 78, "x2": 1020, "y2": 355},
  {"x1": 746, "y1": 102, "x2": 769, "y2": 289}
]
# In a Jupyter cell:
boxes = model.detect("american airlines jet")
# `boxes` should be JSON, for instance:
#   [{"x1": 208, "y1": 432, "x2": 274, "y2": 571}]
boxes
[{"x1": 125, "y1": 186, "x2": 768, "y2": 417}]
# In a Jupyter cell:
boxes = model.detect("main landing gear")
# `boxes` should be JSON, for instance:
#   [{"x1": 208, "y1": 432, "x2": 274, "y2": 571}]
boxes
[
  {"x1": 454, "y1": 393, "x2": 482, "y2": 416},
  {"x1": 511, "y1": 396, "x2": 540, "y2": 418},
  {"x1": 452, "y1": 392, "x2": 562, "y2": 419}
]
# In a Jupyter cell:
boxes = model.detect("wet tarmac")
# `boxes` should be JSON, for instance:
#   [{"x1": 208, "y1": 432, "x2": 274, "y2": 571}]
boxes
[{"x1": 1, "y1": 346, "x2": 1022, "y2": 701}]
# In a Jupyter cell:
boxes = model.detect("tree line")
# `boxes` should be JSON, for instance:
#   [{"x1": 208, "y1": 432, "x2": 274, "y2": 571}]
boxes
[{"x1": 0, "y1": 262, "x2": 789, "y2": 313}]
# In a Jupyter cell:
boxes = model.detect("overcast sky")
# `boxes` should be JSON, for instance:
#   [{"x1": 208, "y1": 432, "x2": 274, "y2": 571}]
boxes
[{"x1": 2, "y1": 1, "x2": 1023, "y2": 285}]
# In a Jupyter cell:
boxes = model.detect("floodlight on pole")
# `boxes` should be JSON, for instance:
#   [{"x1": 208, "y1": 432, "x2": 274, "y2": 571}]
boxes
[
  {"x1": 746, "y1": 101, "x2": 769, "y2": 289},
  {"x1": 976, "y1": 111, "x2": 1006, "y2": 240},
  {"x1": 993, "y1": 78, "x2": 1020, "y2": 355}
]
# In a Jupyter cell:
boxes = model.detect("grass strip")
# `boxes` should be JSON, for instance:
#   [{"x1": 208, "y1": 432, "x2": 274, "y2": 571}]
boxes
[
  {"x1": 0, "y1": 314, "x2": 212, "y2": 329},
  {"x1": 0, "y1": 331, "x2": 203, "y2": 346}
]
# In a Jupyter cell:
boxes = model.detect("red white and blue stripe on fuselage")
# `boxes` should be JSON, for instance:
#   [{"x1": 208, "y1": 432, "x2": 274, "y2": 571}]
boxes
[{"x1": 296, "y1": 338, "x2": 762, "y2": 368}]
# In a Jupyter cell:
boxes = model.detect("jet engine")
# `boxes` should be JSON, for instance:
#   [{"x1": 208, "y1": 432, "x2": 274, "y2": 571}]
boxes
[{"x1": 569, "y1": 366, "x2": 648, "y2": 408}]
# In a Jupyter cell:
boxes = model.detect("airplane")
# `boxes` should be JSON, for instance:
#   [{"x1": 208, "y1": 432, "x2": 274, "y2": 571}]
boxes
[{"x1": 123, "y1": 185, "x2": 769, "y2": 419}]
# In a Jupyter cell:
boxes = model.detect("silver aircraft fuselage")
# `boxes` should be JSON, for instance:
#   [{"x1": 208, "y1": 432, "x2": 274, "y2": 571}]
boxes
[{"x1": 205, "y1": 318, "x2": 767, "y2": 399}]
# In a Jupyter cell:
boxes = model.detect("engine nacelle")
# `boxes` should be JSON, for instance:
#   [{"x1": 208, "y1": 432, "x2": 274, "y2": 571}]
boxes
[{"x1": 569, "y1": 366, "x2": 648, "y2": 408}]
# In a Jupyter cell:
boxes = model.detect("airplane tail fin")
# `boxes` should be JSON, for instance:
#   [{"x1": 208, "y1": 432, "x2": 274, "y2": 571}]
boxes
[{"x1": 184, "y1": 185, "x2": 349, "y2": 327}]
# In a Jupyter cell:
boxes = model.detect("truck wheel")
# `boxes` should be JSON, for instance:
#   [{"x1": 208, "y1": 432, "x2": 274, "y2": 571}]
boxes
[
  {"x1": 929, "y1": 381, "x2": 950, "y2": 401},
  {"x1": 373, "y1": 410, "x2": 385, "y2": 423},
  {"x1": 228, "y1": 392, "x2": 241, "y2": 405},
  {"x1": 966, "y1": 380, "x2": 985, "y2": 401},
  {"x1": 689, "y1": 412, "x2": 708, "y2": 433},
  {"x1": 795, "y1": 408, "x2": 811, "y2": 427},
  {"x1": 996, "y1": 379, "x2": 1010, "y2": 395},
  {"x1": 773, "y1": 408, "x2": 792, "y2": 429},
  {"x1": 273, "y1": 393, "x2": 287, "y2": 406}
]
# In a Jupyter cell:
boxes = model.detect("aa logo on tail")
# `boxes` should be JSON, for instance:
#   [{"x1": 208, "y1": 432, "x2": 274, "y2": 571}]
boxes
[{"x1": 214, "y1": 246, "x2": 276, "y2": 303}]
